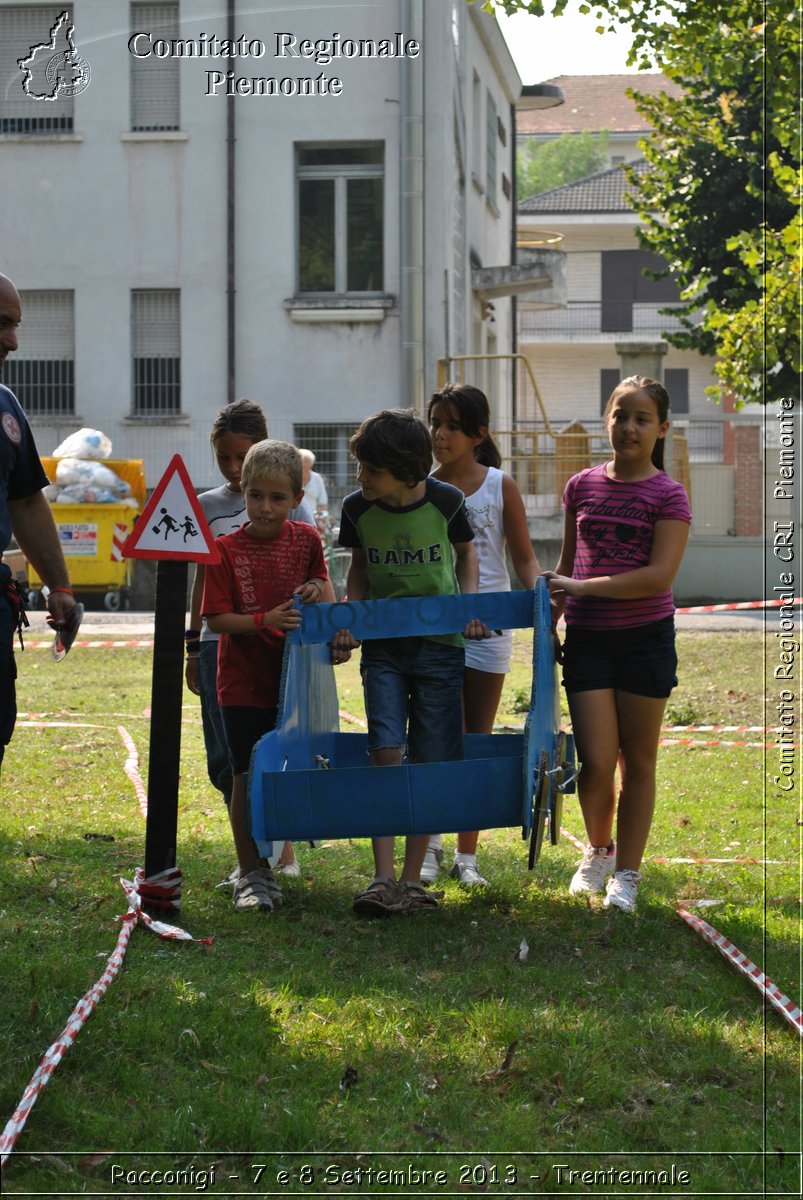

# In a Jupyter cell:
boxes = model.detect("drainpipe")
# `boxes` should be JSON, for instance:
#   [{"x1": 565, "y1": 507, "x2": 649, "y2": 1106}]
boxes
[
  {"x1": 510, "y1": 100, "x2": 517, "y2": 430},
  {"x1": 226, "y1": 0, "x2": 236, "y2": 402},
  {"x1": 400, "y1": 0, "x2": 425, "y2": 413}
]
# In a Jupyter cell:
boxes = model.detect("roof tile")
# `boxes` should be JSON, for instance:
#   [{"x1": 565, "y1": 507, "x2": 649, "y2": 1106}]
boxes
[
  {"x1": 518, "y1": 158, "x2": 648, "y2": 213},
  {"x1": 516, "y1": 74, "x2": 682, "y2": 136}
]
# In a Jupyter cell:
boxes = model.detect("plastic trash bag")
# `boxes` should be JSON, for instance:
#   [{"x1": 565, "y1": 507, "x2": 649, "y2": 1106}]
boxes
[
  {"x1": 51, "y1": 428, "x2": 112, "y2": 460},
  {"x1": 54, "y1": 459, "x2": 131, "y2": 499}
]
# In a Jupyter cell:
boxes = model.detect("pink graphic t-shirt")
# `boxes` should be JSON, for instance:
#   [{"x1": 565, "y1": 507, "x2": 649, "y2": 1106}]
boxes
[{"x1": 563, "y1": 464, "x2": 692, "y2": 630}]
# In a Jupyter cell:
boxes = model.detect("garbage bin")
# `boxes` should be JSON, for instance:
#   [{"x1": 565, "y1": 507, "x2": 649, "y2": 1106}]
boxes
[{"x1": 27, "y1": 458, "x2": 146, "y2": 611}]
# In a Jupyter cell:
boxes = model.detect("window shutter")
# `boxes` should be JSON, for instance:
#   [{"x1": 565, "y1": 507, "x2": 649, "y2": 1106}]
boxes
[
  {"x1": 0, "y1": 6, "x2": 74, "y2": 133},
  {"x1": 130, "y1": 3, "x2": 179, "y2": 131}
]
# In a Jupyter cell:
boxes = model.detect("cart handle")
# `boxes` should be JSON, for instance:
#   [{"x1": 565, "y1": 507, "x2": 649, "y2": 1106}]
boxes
[{"x1": 295, "y1": 582, "x2": 548, "y2": 646}]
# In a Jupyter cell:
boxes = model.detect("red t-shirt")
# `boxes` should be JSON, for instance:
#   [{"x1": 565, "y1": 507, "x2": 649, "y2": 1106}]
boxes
[{"x1": 201, "y1": 520, "x2": 327, "y2": 707}]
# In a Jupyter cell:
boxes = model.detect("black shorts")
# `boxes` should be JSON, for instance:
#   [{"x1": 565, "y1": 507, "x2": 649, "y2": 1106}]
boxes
[
  {"x1": 562, "y1": 616, "x2": 678, "y2": 699},
  {"x1": 220, "y1": 705, "x2": 278, "y2": 775}
]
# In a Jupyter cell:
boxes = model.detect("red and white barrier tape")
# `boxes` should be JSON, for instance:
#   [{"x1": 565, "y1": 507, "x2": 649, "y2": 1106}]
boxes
[
  {"x1": 26, "y1": 639, "x2": 154, "y2": 650},
  {"x1": 22, "y1": 594, "x2": 800, "y2": 655},
  {"x1": 665, "y1": 725, "x2": 773, "y2": 733},
  {"x1": 560, "y1": 826, "x2": 587, "y2": 853},
  {"x1": 118, "y1": 725, "x2": 148, "y2": 819},
  {"x1": 339, "y1": 708, "x2": 367, "y2": 729},
  {"x1": 677, "y1": 907, "x2": 802, "y2": 1036},
  {"x1": 658, "y1": 739, "x2": 798, "y2": 749},
  {"x1": 560, "y1": 827, "x2": 800, "y2": 1033},
  {"x1": 0, "y1": 871, "x2": 211, "y2": 1167},
  {"x1": 0, "y1": 731, "x2": 212, "y2": 1166},
  {"x1": 651, "y1": 856, "x2": 790, "y2": 865},
  {"x1": 559, "y1": 827, "x2": 788, "y2": 866},
  {"x1": 675, "y1": 596, "x2": 802, "y2": 614}
]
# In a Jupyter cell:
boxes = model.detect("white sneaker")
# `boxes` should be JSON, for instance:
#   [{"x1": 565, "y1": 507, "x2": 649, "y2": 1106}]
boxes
[
  {"x1": 275, "y1": 859, "x2": 300, "y2": 878},
  {"x1": 420, "y1": 839, "x2": 443, "y2": 884},
  {"x1": 451, "y1": 857, "x2": 489, "y2": 887},
  {"x1": 603, "y1": 869, "x2": 641, "y2": 912},
  {"x1": 568, "y1": 842, "x2": 616, "y2": 895}
]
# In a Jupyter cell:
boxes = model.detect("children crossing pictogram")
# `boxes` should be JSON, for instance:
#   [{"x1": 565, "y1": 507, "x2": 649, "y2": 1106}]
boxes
[{"x1": 122, "y1": 455, "x2": 219, "y2": 563}]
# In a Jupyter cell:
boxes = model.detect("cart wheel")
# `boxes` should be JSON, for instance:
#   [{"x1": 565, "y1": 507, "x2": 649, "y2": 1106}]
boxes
[
  {"x1": 27, "y1": 589, "x2": 43, "y2": 611},
  {"x1": 549, "y1": 775, "x2": 564, "y2": 846},
  {"x1": 528, "y1": 752, "x2": 549, "y2": 869},
  {"x1": 549, "y1": 733, "x2": 568, "y2": 846},
  {"x1": 104, "y1": 590, "x2": 121, "y2": 612}
]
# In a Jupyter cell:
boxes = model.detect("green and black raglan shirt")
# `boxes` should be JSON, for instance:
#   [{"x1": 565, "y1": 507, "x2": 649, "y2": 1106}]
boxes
[{"x1": 338, "y1": 477, "x2": 474, "y2": 648}]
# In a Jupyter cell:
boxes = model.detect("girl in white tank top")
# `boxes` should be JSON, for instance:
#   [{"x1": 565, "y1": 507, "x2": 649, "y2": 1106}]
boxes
[{"x1": 423, "y1": 383, "x2": 542, "y2": 887}]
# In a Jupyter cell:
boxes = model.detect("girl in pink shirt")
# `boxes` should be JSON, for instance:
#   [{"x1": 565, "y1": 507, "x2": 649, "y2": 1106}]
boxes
[{"x1": 545, "y1": 376, "x2": 691, "y2": 913}]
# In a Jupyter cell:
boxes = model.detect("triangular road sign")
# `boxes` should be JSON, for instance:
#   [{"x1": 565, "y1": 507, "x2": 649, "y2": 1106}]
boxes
[{"x1": 122, "y1": 454, "x2": 220, "y2": 562}]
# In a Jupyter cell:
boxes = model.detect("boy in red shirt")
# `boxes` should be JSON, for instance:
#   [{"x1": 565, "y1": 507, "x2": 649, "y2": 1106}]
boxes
[{"x1": 202, "y1": 439, "x2": 344, "y2": 912}]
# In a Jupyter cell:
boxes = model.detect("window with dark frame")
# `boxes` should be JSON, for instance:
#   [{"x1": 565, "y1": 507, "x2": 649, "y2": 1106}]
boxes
[
  {"x1": 485, "y1": 92, "x2": 497, "y2": 206},
  {"x1": 131, "y1": 289, "x2": 181, "y2": 416},
  {"x1": 600, "y1": 250, "x2": 680, "y2": 332},
  {"x1": 600, "y1": 367, "x2": 689, "y2": 414},
  {"x1": 293, "y1": 421, "x2": 358, "y2": 507},
  {"x1": 3, "y1": 290, "x2": 75, "y2": 416},
  {"x1": 297, "y1": 144, "x2": 384, "y2": 295}
]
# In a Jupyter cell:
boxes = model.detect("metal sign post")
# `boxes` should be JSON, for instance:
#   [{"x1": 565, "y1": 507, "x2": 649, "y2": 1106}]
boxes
[
  {"x1": 142, "y1": 558, "x2": 188, "y2": 877},
  {"x1": 122, "y1": 455, "x2": 220, "y2": 893}
]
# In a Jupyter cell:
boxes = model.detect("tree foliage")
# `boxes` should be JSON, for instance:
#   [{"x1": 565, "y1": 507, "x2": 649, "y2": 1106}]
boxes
[
  {"x1": 479, "y1": 0, "x2": 801, "y2": 404},
  {"x1": 517, "y1": 130, "x2": 610, "y2": 200}
]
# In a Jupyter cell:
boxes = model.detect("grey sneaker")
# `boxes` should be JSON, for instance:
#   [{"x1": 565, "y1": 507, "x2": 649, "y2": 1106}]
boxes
[
  {"x1": 450, "y1": 857, "x2": 489, "y2": 887},
  {"x1": 603, "y1": 869, "x2": 642, "y2": 912},
  {"x1": 233, "y1": 867, "x2": 280, "y2": 913},
  {"x1": 420, "y1": 838, "x2": 444, "y2": 884},
  {"x1": 568, "y1": 842, "x2": 616, "y2": 895}
]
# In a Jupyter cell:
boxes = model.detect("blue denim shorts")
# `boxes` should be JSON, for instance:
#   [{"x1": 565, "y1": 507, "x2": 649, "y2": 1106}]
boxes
[{"x1": 360, "y1": 636, "x2": 464, "y2": 763}]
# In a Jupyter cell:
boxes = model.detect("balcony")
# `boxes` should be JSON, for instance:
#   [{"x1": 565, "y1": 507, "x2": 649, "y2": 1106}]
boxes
[{"x1": 518, "y1": 300, "x2": 699, "y2": 342}]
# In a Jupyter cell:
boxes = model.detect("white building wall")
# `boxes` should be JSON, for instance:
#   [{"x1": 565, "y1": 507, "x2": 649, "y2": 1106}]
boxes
[{"x1": 0, "y1": 0, "x2": 521, "y2": 492}]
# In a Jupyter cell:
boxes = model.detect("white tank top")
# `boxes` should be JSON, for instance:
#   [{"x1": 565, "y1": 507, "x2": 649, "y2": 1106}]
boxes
[{"x1": 463, "y1": 466, "x2": 510, "y2": 593}]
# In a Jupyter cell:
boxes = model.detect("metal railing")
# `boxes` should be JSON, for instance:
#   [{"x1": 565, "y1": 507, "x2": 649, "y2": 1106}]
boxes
[{"x1": 518, "y1": 301, "x2": 698, "y2": 339}]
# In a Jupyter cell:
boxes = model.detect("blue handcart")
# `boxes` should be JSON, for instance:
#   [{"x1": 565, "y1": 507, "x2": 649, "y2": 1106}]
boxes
[{"x1": 248, "y1": 578, "x2": 576, "y2": 867}]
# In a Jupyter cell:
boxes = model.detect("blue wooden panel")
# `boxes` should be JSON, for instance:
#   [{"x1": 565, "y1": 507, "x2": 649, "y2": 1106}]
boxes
[
  {"x1": 257, "y1": 756, "x2": 523, "y2": 841},
  {"x1": 298, "y1": 589, "x2": 536, "y2": 645},
  {"x1": 248, "y1": 579, "x2": 566, "y2": 850}
]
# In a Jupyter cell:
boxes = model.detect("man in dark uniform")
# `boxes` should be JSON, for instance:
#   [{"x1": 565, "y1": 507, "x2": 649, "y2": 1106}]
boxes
[{"x1": 0, "y1": 271, "x2": 77, "y2": 767}]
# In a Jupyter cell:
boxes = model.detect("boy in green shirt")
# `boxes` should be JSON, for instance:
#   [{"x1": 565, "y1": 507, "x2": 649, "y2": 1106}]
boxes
[{"x1": 336, "y1": 409, "x2": 488, "y2": 915}]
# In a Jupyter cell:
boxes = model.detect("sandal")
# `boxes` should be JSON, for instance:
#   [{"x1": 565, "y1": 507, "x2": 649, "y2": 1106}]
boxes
[
  {"x1": 261, "y1": 868, "x2": 284, "y2": 909},
  {"x1": 352, "y1": 875, "x2": 401, "y2": 917},
  {"x1": 398, "y1": 880, "x2": 440, "y2": 913},
  {"x1": 233, "y1": 867, "x2": 276, "y2": 913}
]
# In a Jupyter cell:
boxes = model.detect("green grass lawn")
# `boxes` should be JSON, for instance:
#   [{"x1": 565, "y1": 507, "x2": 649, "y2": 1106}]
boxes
[{"x1": 0, "y1": 631, "x2": 799, "y2": 1197}]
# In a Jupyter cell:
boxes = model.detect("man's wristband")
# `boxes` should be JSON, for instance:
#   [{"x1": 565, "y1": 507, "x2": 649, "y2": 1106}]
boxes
[{"x1": 49, "y1": 586, "x2": 74, "y2": 596}]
